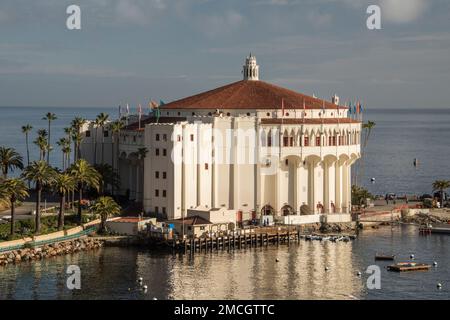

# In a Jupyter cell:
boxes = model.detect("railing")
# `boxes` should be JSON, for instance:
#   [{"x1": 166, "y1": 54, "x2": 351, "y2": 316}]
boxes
[{"x1": 0, "y1": 226, "x2": 97, "y2": 254}]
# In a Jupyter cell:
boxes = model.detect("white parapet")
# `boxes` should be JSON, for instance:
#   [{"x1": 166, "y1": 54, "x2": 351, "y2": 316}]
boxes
[
  {"x1": 321, "y1": 214, "x2": 352, "y2": 223},
  {"x1": 280, "y1": 215, "x2": 321, "y2": 225},
  {"x1": 278, "y1": 214, "x2": 352, "y2": 225}
]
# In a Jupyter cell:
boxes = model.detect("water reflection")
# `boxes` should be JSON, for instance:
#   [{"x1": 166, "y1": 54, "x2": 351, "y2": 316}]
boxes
[
  {"x1": 1, "y1": 226, "x2": 449, "y2": 300},
  {"x1": 133, "y1": 241, "x2": 362, "y2": 300}
]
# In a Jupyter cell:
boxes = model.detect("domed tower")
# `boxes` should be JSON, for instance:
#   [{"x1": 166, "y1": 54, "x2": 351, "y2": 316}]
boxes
[{"x1": 242, "y1": 53, "x2": 259, "y2": 81}]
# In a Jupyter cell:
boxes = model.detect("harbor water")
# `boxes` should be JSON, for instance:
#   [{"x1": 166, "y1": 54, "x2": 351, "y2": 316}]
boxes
[{"x1": 1, "y1": 225, "x2": 449, "y2": 300}]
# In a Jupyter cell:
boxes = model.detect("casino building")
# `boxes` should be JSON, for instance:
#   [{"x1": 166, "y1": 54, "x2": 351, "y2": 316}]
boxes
[{"x1": 80, "y1": 55, "x2": 361, "y2": 222}]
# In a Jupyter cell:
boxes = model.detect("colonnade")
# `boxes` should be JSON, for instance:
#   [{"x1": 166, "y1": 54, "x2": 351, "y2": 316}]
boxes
[{"x1": 260, "y1": 154, "x2": 358, "y2": 215}]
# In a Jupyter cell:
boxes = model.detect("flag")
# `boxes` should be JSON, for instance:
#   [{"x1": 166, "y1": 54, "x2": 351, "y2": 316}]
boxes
[
  {"x1": 150, "y1": 100, "x2": 158, "y2": 109},
  {"x1": 148, "y1": 101, "x2": 154, "y2": 112}
]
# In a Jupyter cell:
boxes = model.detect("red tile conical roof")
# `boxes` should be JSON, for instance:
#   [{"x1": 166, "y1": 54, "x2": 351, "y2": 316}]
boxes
[{"x1": 162, "y1": 80, "x2": 346, "y2": 110}]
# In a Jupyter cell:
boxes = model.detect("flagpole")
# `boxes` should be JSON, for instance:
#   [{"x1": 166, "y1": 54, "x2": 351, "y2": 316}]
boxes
[{"x1": 138, "y1": 104, "x2": 142, "y2": 130}]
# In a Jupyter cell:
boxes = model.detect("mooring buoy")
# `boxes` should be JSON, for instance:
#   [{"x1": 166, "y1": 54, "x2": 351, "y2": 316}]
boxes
[
  {"x1": 433, "y1": 261, "x2": 438, "y2": 266},
  {"x1": 410, "y1": 254, "x2": 415, "y2": 259},
  {"x1": 437, "y1": 283, "x2": 442, "y2": 289}
]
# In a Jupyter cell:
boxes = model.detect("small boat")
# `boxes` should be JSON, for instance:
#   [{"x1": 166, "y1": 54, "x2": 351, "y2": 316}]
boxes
[
  {"x1": 375, "y1": 253, "x2": 395, "y2": 261},
  {"x1": 387, "y1": 262, "x2": 431, "y2": 272}
]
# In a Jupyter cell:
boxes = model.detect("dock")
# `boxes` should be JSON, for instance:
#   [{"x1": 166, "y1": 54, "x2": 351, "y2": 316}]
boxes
[
  {"x1": 375, "y1": 254, "x2": 395, "y2": 261},
  {"x1": 387, "y1": 262, "x2": 431, "y2": 272},
  {"x1": 419, "y1": 224, "x2": 450, "y2": 235},
  {"x1": 140, "y1": 226, "x2": 357, "y2": 254}
]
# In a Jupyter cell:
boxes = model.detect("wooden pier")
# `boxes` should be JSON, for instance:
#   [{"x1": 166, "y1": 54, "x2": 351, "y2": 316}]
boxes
[
  {"x1": 176, "y1": 228, "x2": 300, "y2": 254},
  {"x1": 142, "y1": 226, "x2": 357, "y2": 254}
]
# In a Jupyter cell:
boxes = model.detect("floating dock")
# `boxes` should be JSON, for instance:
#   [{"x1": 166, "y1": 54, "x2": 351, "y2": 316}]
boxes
[
  {"x1": 375, "y1": 254, "x2": 395, "y2": 261},
  {"x1": 420, "y1": 225, "x2": 450, "y2": 235},
  {"x1": 387, "y1": 262, "x2": 431, "y2": 272}
]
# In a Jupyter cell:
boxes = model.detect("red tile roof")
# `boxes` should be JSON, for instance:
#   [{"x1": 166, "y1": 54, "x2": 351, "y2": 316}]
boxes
[
  {"x1": 171, "y1": 215, "x2": 212, "y2": 226},
  {"x1": 162, "y1": 80, "x2": 347, "y2": 110},
  {"x1": 261, "y1": 118, "x2": 361, "y2": 125}
]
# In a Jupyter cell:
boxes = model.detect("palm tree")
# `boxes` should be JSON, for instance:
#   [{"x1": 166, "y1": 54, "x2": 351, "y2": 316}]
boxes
[
  {"x1": 0, "y1": 178, "x2": 29, "y2": 236},
  {"x1": 34, "y1": 135, "x2": 48, "y2": 161},
  {"x1": 137, "y1": 147, "x2": 148, "y2": 160},
  {"x1": 0, "y1": 147, "x2": 24, "y2": 180},
  {"x1": 69, "y1": 159, "x2": 101, "y2": 224},
  {"x1": 351, "y1": 185, "x2": 374, "y2": 206},
  {"x1": 42, "y1": 113, "x2": 57, "y2": 164},
  {"x1": 90, "y1": 196, "x2": 121, "y2": 233},
  {"x1": 92, "y1": 118, "x2": 101, "y2": 165},
  {"x1": 109, "y1": 121, "x2": 124, "y2": 195},
  {"x1": 94, "y1": 163, "x2": 119, "y2": 195},
  {"x1": 432, "y1": 180, "x2": 450, "y2": 207},
  {"x1": 71, "y1": 117, "x2": 86, "y2": 161},
  {"x1": 37, "y1": 128, "x2": 48, "y2": 138},
  {"x1": 96, "y1": 113, "x2": 109, "y2": 164},
  {"x1": 62, "y1": 145, "x2": 72, "y2": 171},
  {"x1": 22, "y1": 161, "x2": 56, "y2": 234},
  {"x1": 63, "y1": 127, "x2": 73, "y2": 167},
  {"x1": 56, "y1": 138, "x2": 71, "y2": 170},
  {"x1": 356, "y1": 120, "x2": 376, "y2": 186},
  {"x1": 52, "y1": 173, "x2": 76, "y2": 230},
  {"x1": 21, "y1": 124, "x2": 33, "y2": 166}
]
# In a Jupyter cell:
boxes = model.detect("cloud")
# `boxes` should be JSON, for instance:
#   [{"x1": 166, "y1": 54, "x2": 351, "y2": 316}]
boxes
[
  {"x1": 200, "y1": 11, "x2": 244, "y2": 37},
  {"x1": 115, "y1": 0, "x2": 147, "y2": 24},
  {"x1": 380, "y1": 0, "x2": 428, "y2": 23},
  {"x1": 307, "y1": 11, "x2": 333, "y2": 28},
  {"x1": 114, "y1": 0, "x2": 169, "y2": 25}
]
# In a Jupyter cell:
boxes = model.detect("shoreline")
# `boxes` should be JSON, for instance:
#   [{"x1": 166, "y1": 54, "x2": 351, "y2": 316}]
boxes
[
  {"x1": 1, "y1": 209, "x2": 449, "y2": 267},
  {"x1": 0, "y1": 237, "x2": 103, "y2": 266}
]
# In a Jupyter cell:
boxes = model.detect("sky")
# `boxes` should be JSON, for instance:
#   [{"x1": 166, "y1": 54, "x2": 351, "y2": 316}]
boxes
[{"x1": 0, "y1": 0, "x2": 450, "y2": 109}]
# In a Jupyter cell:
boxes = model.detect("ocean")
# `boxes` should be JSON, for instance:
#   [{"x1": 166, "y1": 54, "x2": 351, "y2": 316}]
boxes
[{"x1": 1, "y1": 106, "x2": 449, "y2": 196}]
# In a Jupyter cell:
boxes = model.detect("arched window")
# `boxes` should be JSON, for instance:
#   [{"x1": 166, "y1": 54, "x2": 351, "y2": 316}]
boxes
[
  {"x1": 304, "y1": 136, "x2": 309, "y2": 147},
  {"x1": 261, "y1": 205, "x2": 275, "y2": 216},
  {"x1": 283, "y1": 131, "x2": 289, "y2": 147},
  {"x1": 281, "y1": 205, "x2": 294, "y2": 216}
]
